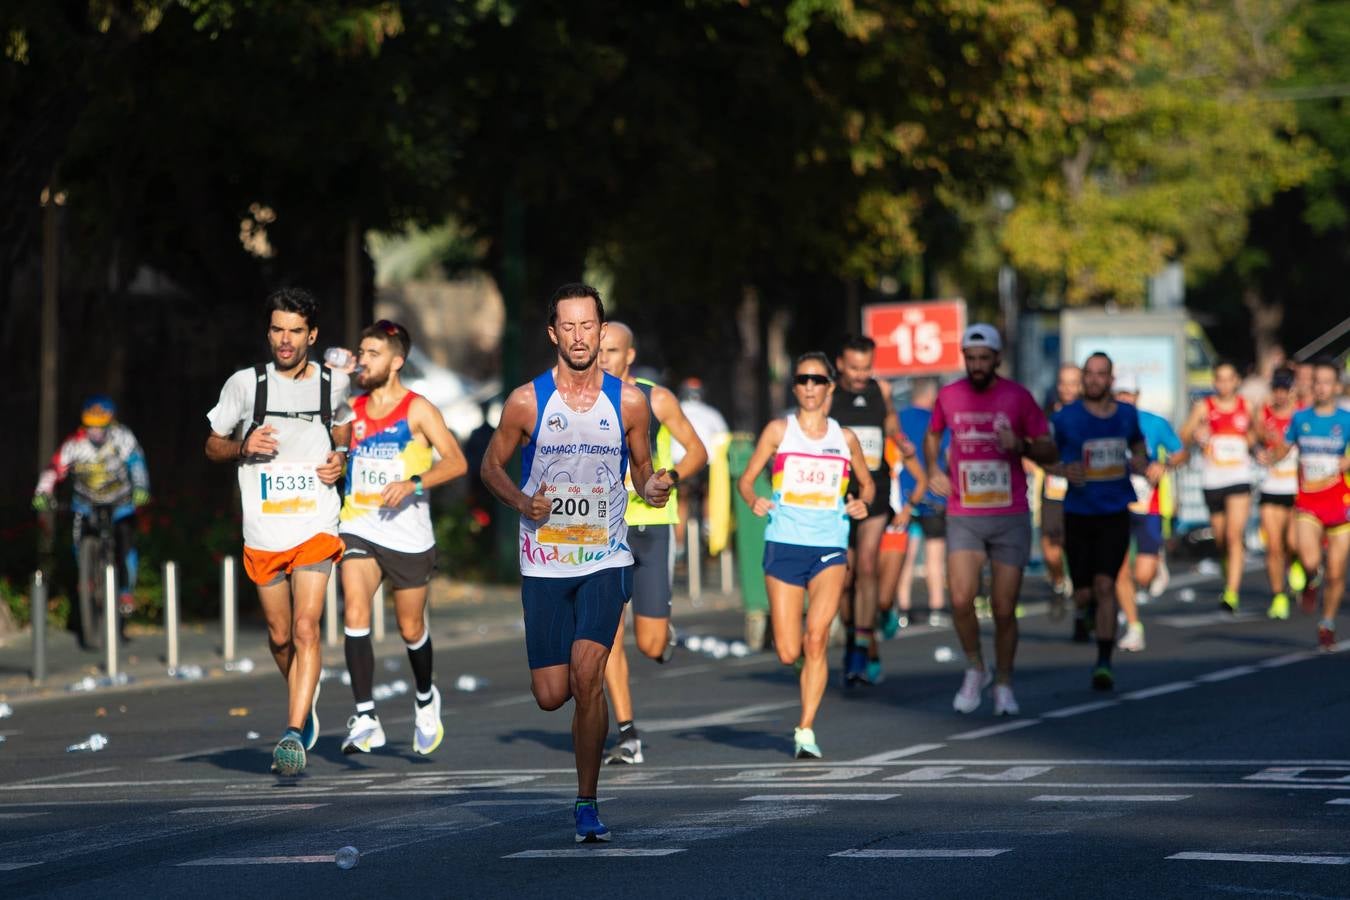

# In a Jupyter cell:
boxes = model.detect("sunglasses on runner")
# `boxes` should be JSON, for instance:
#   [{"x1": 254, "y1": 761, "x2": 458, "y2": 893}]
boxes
[{"x1": 793, "y1": 373, "x2": 831, "y2": 387}]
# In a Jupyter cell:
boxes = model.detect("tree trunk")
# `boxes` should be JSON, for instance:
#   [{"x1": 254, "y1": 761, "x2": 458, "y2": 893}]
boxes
[{"x1": 733, "y1": 285, "x2": 762, "y2": 432}]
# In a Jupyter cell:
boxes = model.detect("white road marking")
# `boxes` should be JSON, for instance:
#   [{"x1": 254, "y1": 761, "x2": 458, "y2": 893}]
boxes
[
  {"x1": 1122, "y1": 681, "x2": 1196, "y2": 701},
  {"x1": 1154, "y1": 612, "x2": 1260, "y2": 628},
  {"x1": 889, "y1": 766, "x2": 1052, "y2": 783},
  {"x1": 458, "y1": 799, "x2": 576, "y2": 807},
  {"x1": 178, "y1": 855, "x2": 336, "y2": 866},
  {"x1": 849, "y1": 743, "x2": 946, "y2": 764},
  {"x1": 653, "y1": 663, "x2": 719, "y2": 679},
  {"x1": 173, "y1": 804, "x2": 328, "y2": 814},
  {"x1": 642, "y1": 701, "x2": 797, "y2": 733},
  {"x1": 1030, "y1": 795, "x2": 1191, "y2": 802},
  {"x1": 0, "y1": 812, "x2": 49, "y2": 819},
  {"x1": 506, "y1": 849, "x2": 685, "y2": 858},
  {"x1": 1245, "y1": 767, "x2": 1350, "y2": 784},
  {"x1": 487, "y1": 694, "x2": 538, "y2": 708},
  {"x1": 4, "y1": 767, "x2": 120, "y2": 785},
  {"x1": 1167, "y1": 852, "x2": 1349, "y2": 865},
  {"x1": 832, "y1": 848, "x2": 1011, "y2": 859},
  {"x1": 1258, "y1": 651, "x2": 1313, "y2": 669},
  {"x1": 719, "y1": 767, "x2": 879, "y2": 783},
  {"x1": 1325, "y1": 798, "x2": 1350, "y2": 805},
  {"x1": 1195, "y1": 666, "x2": 1259, "y2": 683},
  {"x1": 1042, "y1": 701, "x2": 1119, "y2": 719},
  {"x1": 948, "y1": 719, "x2": 1043, "y2": 740},
  {"x1": 151, "y1": 746, "x2": 257, "y2": 763},
  {"x1": 0, "y1": 862, "x2": 42, "y2": 870},
  {"x1": 740, "y1": 794, "x2": 897, "y2": 801}
]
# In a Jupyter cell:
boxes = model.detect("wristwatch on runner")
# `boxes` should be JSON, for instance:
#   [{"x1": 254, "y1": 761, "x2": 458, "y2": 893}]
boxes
[{"x1": 411, "y1": 475, "x2": 424, "y2": 496}]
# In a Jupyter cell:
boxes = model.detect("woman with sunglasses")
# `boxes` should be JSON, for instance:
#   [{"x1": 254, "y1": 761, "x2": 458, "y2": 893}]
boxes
[{"x1": 737, "y1": 352, "x2": 874, "y2": 759}]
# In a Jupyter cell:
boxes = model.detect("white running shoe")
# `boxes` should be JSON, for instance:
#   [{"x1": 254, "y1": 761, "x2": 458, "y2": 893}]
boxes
[
  {"x1": 1134, "y1": 589, "x2": 1151, "y2": 608},
  {"x1": 992, "y1": 683, "x2": 1020, "y2": 717},
  {"x1": 341, "y1": 713, "x2": 386, "y2": 754},
  {"x1": 953, "y1": 667, "x2": 992, "y2": 714},
  {"x1": 1117, "y1": 622, "x2": 1146, "y2": 652},
  {"x1": 413, "y1": 685, "x2": 444, "y2": 755},
  {"x1": 1149, "y1": 558, "x2": 1169, "y2": 597}
]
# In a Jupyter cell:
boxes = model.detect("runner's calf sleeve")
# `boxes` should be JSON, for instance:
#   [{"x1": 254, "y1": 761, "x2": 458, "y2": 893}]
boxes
[
  {"x1": 406, "y1": 630, "x2": 434, "y2": 697},
  {"x1": 344, "y1": 627, "x2": 374, "y2": 706}
]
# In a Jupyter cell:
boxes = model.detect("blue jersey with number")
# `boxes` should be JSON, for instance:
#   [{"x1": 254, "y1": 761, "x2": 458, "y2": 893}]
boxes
[{"x1": 1051, "y1": 400, "x2": 1144, "y2": 516}]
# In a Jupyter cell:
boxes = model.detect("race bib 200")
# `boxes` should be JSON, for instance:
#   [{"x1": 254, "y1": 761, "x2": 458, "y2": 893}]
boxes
[{"x1": 537, "y1": 482, "x2": 610, "y2": 547}]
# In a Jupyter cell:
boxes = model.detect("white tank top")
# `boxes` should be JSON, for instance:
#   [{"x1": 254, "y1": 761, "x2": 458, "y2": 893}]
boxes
[
  {"x1": 339, "y1": 392, "x2": 435, "y2": 553},
  {"x1": 765, "y1": 415, "x2": 852, "y2": 549},
  {"x1": 519, "y1": 370, "x2": 633, "y2": 578}
]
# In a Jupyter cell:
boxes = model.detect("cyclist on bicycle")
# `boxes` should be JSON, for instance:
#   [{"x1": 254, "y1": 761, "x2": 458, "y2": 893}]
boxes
[{"x1": 32, "y1": 395, "x2": 150, "y2": 616}]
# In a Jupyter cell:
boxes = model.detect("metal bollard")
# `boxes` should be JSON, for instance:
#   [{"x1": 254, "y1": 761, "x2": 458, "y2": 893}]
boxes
[
  {"x1": 222, "y1": 554, "x2": 236, "y2": 663},
  {"x1": 164, "y1": 561, "x2": 179, "y2": 671},
  {"x1": 325, "y1": 574, "x2": 339, "y2": 648},
  {"x1": 104, "y1": 563, "x2": 118, "y2": 677},
  {"x1": 31, "y1": 570, "x2": 46, "y2": 684},
  {"x1": 687, "y1": 520, "x2": 702, "y2": 601},
  {"x1": 720, "y1": 547, "x2": 734, "y2": 594},
  {"x1": 373, "y1": 582, "x2": 386, "y2": 643}
]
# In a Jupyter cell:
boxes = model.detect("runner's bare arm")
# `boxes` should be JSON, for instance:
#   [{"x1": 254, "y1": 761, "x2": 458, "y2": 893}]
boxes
[
  {"x1": 878, "y1": 379, "x2": 901, "y2": 440},
  {"x1": 899, "y1": 445, "x2": 927, "y2": 508},
  {"x1": 922, "y1": 429, "x2": 949, "y2": 497},
  {"x1": 737, "y1": 420, "x2": 786, "y2": 515},
  {"x1": 1023, "y1": 434, "x2": 1058, "y2": 467},
  {"x1": 316, "y1": 422, "x2": 349, "y2": 485},
  {"x1": 409, "y1": 396, "x2": 469, "y2": 489},
  {"x1": 843, "y1": 428, "x2": 876, "y2": 512},
  {"x1": 1178, "y1": 401, "x2": 1207, "y2": 448},
  {"x1": 621, "y1": 382, "x2": 667, "y2": 506},
  {"x1": 651, "y1": 385, "x2": 708, "y2": 481},
  {"x1": 481, "y1": 384, "x2": 548, "y2": 517},
  {"x1": 206, "y1": 427, "x2": 277, "y2": 462}
]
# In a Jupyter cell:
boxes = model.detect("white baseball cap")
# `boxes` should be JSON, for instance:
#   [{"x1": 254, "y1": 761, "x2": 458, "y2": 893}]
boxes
[
  {"x1": 1114, "y1": 374, "x2": 1140, "y2": 394},
  {"x1": 961, "y1": 323, "x2": 1003, "y2": 352}
]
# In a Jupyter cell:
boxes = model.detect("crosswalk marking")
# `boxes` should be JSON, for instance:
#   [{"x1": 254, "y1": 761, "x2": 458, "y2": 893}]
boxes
[
  {"x1": 178, "y1": 856, "x2": 335, "y2": 866},
  {"x1": 740, "y1": 794, "x2": 897, "y2": 801},
  {"x1": 1167, "y1": 852, "x2": 1349, "y2": 865},
  {"x1": 173, "y1": 804, "x2": 328, "y2": 814},
  {"x1": 948, "y1": 719, "x2": 1042, "y2": 741},
  {"x1": 832, "y1": 849, "x2": 1011, "y2": 859},
  {"x1": 1030, "y1": 795, "x2": 1190, "y2": 802},
  {"x1": 506, "y1": 849, "x2": 685, "y2": 858},
  {"x1": 0, "y1": 862, "x2": 42, "y2": 870}
]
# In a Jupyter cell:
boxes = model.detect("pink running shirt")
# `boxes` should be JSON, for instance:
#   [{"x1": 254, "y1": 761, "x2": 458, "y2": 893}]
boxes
[{"x1": 928, "y1": 377, "x2": 1049, "y2": 517}]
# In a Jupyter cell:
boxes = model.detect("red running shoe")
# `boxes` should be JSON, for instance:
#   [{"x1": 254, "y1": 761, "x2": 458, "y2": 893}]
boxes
[{"x1": 1317, "y1": 624, "x2": 1336, "y2": 653}]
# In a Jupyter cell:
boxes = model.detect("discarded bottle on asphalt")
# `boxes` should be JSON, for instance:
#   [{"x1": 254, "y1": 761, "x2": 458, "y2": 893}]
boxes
[
  {"x1": 455, "y1": 674, "x2": 488, "y2": 692},
  {"x1": 66, "y1": 733, "x2": 108, "y2": 753},
  {"x1": 335, "y1": 846, "x2": 360, "y2": 870},
  {"x1": 0, "y1": 702, "x2": 12, "y2": 719}
]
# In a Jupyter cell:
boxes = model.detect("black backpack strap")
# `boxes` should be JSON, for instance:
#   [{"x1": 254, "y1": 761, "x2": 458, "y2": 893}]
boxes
[
  {"x1": 318, "y1": 362, "x2": 334, "y2": 449},
  {"x1": 242, "y1": 364, "x2": 268, "y2": 447}
]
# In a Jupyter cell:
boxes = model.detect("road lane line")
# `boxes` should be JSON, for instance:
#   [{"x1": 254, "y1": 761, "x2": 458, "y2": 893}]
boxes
[
  {"x1": 947, "y1": 719, "x2": 1043, "y2": 740},
  {"x1": 1030, "y1": 795, "x2": 1190, "y2": 802},
  {"x1": 1042, "y1": 701, "x2": 1119, "y2": 719},
  {"x1": 506, "y1": 849, "x2": 685, "y2": 858},
  {"x1": 178, "y1": 855, "x2": 336, "y2": 866},
  {"x1": 1195, "y1": 666, "x2": 1259, "y2": 683},
  {"x1": 1122, "y1": 681, "x2": 1196, "y2": 700},
  {"x1": 653, "y1": 663, "x2": 718, "y2": 679},
  {"x1": 1258, "y1": 651, "x2": 1314, "y2": 669},
  {"x1": 174, "y1": 804, "x2": 328, "y2": 814},
  {"x1": 0, "y1": 862, "x2": 42, "y2": 870},
  {"x1": 5, "y1": 767, "x2": 119, "y2": 785},
  {"x1": 740, "y1": 794, "x2": 897, "y2": 801},
  {"x1": 641, "y1": 701, "x2": 797, "y2": 733},
  {"x1": 1167, "y1": 852, "x2": 1349, "y2": 865},
  {"x1": 0, "y1": 812, "x2": 48, "y2": 819},
  {"x1": 1326, "y1": 798, "x2": 1350, "y2": 805},
  {"x1": 832, "y1": 849, "x2": 1011, "y2": 859},
  {"x1": 487, "y1": 694, "x2": 538, "y2": 708},
  {"x1": 152, "y1": 746, "x2": 258, "y2": 764},
  {"x1": 849, "y1": 744, "x2": 946, "y2": 764}
]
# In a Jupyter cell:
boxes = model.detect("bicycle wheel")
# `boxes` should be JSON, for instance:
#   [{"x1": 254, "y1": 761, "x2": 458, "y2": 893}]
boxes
[{"x1": 77, "y1": 536, "x2": 103, "y2": 650}]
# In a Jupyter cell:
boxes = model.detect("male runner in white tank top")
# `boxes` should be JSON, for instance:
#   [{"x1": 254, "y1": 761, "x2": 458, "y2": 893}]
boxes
[{"x1": 481, "y1": 284, "x2": 673, "y2": 844}]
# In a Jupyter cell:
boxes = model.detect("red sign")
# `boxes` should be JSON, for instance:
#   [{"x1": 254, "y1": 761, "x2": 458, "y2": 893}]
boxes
[{"x1": 863, "y1": 300, "x2": 967, "y2": 375}]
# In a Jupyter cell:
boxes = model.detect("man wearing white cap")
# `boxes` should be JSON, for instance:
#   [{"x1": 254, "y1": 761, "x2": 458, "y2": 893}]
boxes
[
  {"x1": 1112, "y1": 374, "x2": 1187, "y2": 652},
  {"x1": 924, "y1": 324, "x2": 1058, "y2": 715}
]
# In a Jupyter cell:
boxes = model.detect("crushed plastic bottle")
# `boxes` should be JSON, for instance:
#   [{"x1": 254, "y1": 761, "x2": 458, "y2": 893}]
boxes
[
  {"x1": 383, "y1": 659, "x2": 400, "y2": 672},
  {"x1": 729, "y1": 641, "x2": 750, "y2": 658},
  {"x1": 170, "y1": 665, "x2": 204, "y2": 680},
  {"x1": 684, "y1": 635, "x2": 703, "y2": 652},
  {"x1": 323, "y1": 347, "x2": 355, "y2": 370},
  {"x1": 455, "y1": 674, "x2": 487, "y2": 692},
  {"x1": 0, "y1": 702, "x2": 12, "y2": 719},
  {"x1": 710, "y1": 641, "x2": 729, "y2": 660},
  {"x1": 246, "y1": 730, "x2": 262, "y2": 740},
  {"x1": 224, "y1": 658, "x2": 255, "y2": 673},
  {"x1": 933, "y1": 646, "x2": 956, "y2": 663},
  {"x1": 334, "y1": 845, "x2": 360, "y2": 870},
  {"x1": 340, "y1": 672, "x2": 352, "y2": 686},
  {"x1": 1179, "y1": 588, "x2": 1197, "y2": 604},
  {"x1": 67, "y1": 676, "x2": 98, "y2": 693},
  {"x1": 371, "y1": 684, "x2": 394, "y2": 701},
  {"x1": 319, "y1": 668, "x2": 340, "y2": 683},
  {"x1": 66, "y1": 733, "x2": 108, "y2": 753},
  {"x1": 390, "y1": 679, "x2": 409, "y2": 695}
]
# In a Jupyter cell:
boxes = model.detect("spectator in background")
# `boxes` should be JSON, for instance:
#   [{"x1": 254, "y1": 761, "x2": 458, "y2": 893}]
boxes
[
  {"x1": 672, "y1": 377, "x2": 730, "y2": 556},
  {"x1": 1240, "y1": 345, "x2": 1286, "y2": 412}
]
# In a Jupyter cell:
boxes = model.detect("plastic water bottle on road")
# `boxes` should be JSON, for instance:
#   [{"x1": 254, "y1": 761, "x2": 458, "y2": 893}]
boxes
[
  {"x1": 335, "y1": 846, "x2": 360, "y2": 869},
  {"x1": 66, "y1": 733, "x2": 108, "y2": 753}
]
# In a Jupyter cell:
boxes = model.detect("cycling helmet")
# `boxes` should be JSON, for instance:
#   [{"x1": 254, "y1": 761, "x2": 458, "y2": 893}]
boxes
[{"x1": 82, "y1": 395, "x2": 116, "y2": 427}]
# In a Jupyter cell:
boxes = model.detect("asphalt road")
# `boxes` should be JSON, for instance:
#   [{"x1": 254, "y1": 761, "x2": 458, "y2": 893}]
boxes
[{"x1": 1, "y1": 566, "x2": 1347, "y2": 899}]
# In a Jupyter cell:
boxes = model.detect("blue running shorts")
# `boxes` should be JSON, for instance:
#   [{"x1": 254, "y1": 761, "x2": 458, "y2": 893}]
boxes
[
  {"x1": 521, "y1": 565, "x2": 633, "y2": 669},
  {"x1": 762, "y1": 540, "x2": 847, "y2": 588}
]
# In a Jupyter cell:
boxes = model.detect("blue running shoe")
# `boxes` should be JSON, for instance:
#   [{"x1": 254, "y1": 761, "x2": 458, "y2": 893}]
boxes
[
  {"x1": 271, "y1": 730, "x2": 306, "y2": 775},
  {"x1": 301, "y1": 681, "x2": 320, "y2": 751},
  {"x1": 880, "y1": 608, "x2": 900, "y2": 641},
  {"x1": 574, "y1": 800, "x2": 611, "y2": 843},
  {"x1": 865, "y1": 659, "x2": 884, "y2": 685},
  {"x1": 844, "y1": 647, "x2": 867, "y2": 685}
]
